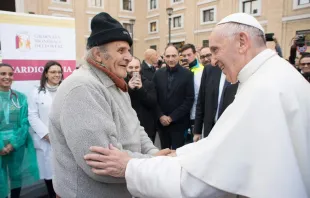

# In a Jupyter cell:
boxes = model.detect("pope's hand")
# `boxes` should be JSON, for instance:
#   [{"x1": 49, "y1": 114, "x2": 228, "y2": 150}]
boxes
[
  {"x1": 167, "y1": 150, "x2": 177, "y2": 157},
  {"x1": 84, "y1": 144, "x2": 132, "y2": 178}
]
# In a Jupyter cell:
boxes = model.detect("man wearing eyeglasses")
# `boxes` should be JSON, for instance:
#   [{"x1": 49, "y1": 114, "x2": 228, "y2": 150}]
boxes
[
  {"x1": 199, "y1": 47, "x2": 212, "y2": 66},
  {"x1": 299, "y1": 53, "x2": 310, "y2": 83},
  {"x1": 193, "y1": 48, "x2": 238, "y2": 142}
]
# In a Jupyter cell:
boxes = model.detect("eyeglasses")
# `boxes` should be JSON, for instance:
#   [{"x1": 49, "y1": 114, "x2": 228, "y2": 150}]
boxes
[
  {"x1": 300, "y1": 62, "x2": 310, "y2": 67},
  {"x1": 48, "y1": 71, "x2": 62, "y2": 74},
  {"x1": 200, "y1": 54, "x2": 212, "y2": 59}
]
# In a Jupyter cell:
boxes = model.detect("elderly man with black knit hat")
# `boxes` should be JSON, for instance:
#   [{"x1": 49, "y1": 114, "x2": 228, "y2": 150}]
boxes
[{"x1": 48, "y1": 12, "x2": 170, "y2": 198}]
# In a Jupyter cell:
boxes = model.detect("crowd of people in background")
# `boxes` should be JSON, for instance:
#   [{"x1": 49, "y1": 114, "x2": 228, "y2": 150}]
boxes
[{"x1": 0, "y1": 11, "x2": 309, "y2": 198}]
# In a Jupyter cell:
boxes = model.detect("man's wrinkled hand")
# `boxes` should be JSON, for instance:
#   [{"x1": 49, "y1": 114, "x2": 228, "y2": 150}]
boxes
[
  {"x1": 84, "y1": 144, "x2": 132, "y2": 178},
  {"x1": 154, "y1": 148, "x2": 171, "y2": 156}
]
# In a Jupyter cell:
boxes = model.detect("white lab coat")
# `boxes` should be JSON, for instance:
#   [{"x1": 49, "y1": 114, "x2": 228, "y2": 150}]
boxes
[{"x1": 28, "y1": 87, "x2": 53, "y2": 180}]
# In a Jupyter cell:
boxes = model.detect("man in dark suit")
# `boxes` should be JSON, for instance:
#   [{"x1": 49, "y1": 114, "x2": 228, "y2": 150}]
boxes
[
  {"x1": 153, "y1": 45, "x2": 194, "y2": 149},
  {"x1": 141, "y1": 49, "x2": 159, "y2": 81},
  {"x1": 125, "y1": 56, "x2": 157, "y2": 142},
  {"x1": 193, "y1": 64, "x2": 238, "y2": 141}
]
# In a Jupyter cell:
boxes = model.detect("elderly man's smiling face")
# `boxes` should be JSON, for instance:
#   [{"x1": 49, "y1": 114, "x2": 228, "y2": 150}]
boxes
[{"x1": 94, "y1": 41, "x2": 133, "y2": 78}]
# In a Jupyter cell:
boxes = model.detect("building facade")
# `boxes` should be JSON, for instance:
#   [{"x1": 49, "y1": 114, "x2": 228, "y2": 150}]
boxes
[{"x1": 9, "y1": 0, "x2": 310, "y2": 61}]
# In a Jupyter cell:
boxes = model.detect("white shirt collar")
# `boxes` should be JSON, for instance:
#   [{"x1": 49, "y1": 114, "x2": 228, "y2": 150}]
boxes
[
  {"x1": 238, "y1": 49, "x2": 276, "y2": 83},
  {"x1": 145, "y1": 61, "x2": 152, "y2": 68}
]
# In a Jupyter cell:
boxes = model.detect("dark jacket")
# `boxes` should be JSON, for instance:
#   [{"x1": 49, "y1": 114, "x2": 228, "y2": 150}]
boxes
[
  {"x1": 141, "y1": 60, "x2": 156, "y2": 81},
  {"x1": 219, "y1": 82, "x2": 239, "y2": 118},
  {"x1": 302, "y1": 73, "x2": 310, "y2": 83},
  {"x1": 289, "y1": 45, "x2": 297, "y2": 66},
  {"x1": 194, "y1": 65, "x2": 238, "y2": 137},
  {"x1": 126, "y1": 75, "x2": 157, "y2": 137},
  {"x1": 153, "y1": 65, "x2": 194, "y2": 124}
]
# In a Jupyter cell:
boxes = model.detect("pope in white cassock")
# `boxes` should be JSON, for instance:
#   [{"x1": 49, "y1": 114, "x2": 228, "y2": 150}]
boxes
[{"x1": 84, "y1": 13, "x2": 310, "y2": 198}]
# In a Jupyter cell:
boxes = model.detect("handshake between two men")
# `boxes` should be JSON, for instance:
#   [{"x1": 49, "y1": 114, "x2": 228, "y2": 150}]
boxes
[{"x1": 84, "y1": 144, "x2": 176, "y2": 178}]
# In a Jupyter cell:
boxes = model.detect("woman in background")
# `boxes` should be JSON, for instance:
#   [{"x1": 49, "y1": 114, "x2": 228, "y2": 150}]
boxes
[
  {"x1": 0, "y1": 63, "x2": 39, "y2": 198},
  {"x1": 28, "y1": 61, "x2": 63, "y2": 198}
]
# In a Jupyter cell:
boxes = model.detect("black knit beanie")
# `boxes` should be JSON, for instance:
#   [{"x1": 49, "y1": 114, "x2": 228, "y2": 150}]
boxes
[{"x1": 87, "y1": 12, "x2": 133, "y2": 48}]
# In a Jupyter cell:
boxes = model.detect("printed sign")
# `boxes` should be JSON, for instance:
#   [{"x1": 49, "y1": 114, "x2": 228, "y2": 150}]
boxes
[{"x1": 0, "y1": 11, "x2": 76, "y2": 96}]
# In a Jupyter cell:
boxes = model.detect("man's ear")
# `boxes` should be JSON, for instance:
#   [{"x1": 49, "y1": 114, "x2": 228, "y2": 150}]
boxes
[
  {"x1": 238, "y1": 32, "x2": 250, "y2": 54},
  {"x1": 91, "y1": 47, "x2": 102, "y2": 63}
]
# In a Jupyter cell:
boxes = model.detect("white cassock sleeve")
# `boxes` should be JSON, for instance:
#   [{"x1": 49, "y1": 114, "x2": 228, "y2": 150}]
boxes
[{"x1": 125, "y1": 157, "x2": 229, "y2": 198}]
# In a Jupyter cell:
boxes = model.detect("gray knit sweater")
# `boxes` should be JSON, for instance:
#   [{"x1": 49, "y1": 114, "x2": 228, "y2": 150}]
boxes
[{"x1": 49, "y1": 63, "x2": 159, "y2": 198}]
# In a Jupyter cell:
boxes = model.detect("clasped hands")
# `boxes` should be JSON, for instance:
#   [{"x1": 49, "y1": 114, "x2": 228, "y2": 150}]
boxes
[
  {"x1": 160, "y1": 115, "x2": 172, "y2": 126},
  {"x1": 84, "y1": 144, "x2": 176, "y2": 178},
  {"x1": 0, "y1": 144, "x2": 13, "y2": 156}
]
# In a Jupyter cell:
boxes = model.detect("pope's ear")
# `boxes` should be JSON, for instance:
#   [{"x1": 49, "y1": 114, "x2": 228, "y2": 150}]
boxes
[{"x1": 238, "y1": 32, "x2": 250, "y2": 54}]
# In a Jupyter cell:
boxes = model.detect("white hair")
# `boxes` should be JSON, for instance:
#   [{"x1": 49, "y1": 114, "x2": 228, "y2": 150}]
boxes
[
  {"x1": 216, "y1": 22, "x2": 266, "y2": 47},
  {"x1": 85, "y1": 44, "x2": 110, "y2": 61}
]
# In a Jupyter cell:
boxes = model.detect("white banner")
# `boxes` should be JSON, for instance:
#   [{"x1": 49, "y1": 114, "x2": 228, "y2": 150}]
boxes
[{"x1": 0, "y1": 11, "x2": 76, "y2": 97}]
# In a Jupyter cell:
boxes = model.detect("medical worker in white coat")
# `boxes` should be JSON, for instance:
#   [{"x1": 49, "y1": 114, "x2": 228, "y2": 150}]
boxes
[{"x1": 28, "y1": 60, "x2": 63, "y2": 198}]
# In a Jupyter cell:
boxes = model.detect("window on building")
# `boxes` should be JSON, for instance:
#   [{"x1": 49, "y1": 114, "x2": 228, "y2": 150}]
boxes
[
  {"x1": 0, "y1": 0, "x2": 15, "y2": 12},
  {"x1": 242, "y1": 0, "x2": 259, "y2": 15},
  {"x1": 296, "y1": 30, "x2": 310, "y2": 47},
  {"x1": 53, "y1": 0, "x2": 68, "y2": 2},
  {"x1": 298, "y1": 0, "x2": 310, "y2": 5},
  {"x1": 123, "y1": 0, "x2": 132, "y2": 11},
  {"x1": 150, "y1": 0, "x2": 157, "y2": 9},
  {"x1": 173, "y1": 41, "x2": 185, "y2": 52},
  {"x1": 202, "y1": 9, "x2": 214, "y2": 23},
  {"x1": 90, "y1": 0, "x2": 103, "y2": 7},
  {"x1": 52, "y1": 13, "x2": 71, "y2": 17},
  {"x1": 202, "y1": 40, "x2": 209, "y2": 47},
  {"x1": 150, "y1": 21, "x2": 157, "y2": 32},
  {"x1": 123, "y1": 23, "x2": 133, "y2": 33},
  {"x1": 171, "y1": 0, "x2": 183, "y2": 5},
  {"x1": 173, "y1": 16, "x2": 182, "y2": 28},
  {"x1": 150, "y1": 45, "x2": 157, "y2": 50}
]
